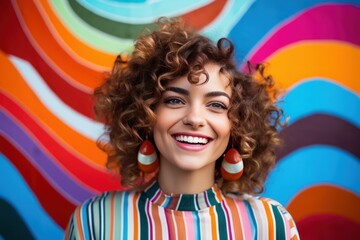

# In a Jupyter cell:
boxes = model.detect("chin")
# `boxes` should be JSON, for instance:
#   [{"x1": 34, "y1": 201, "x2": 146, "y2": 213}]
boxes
[{"x1": 174, "y1": 158, "x2": 214, "y2": 172}]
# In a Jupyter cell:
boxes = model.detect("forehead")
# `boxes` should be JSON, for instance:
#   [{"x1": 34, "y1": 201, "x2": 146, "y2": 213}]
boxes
[{"x1": 168, "y1": 63, "x2": 232, "y2": 92}]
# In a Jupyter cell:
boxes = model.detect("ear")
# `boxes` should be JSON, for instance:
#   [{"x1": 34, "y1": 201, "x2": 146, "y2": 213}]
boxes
[
  {"x1": 227, "y1": 135, "x2": 233, "y2": 148},
  {"x1": 148, "y1": 127, "x2": 154, "y2": 137}
]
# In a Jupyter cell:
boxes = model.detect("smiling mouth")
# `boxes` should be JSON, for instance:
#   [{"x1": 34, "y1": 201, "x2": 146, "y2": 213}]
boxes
[{"x1": 173, "y1": 135, "x2": 210, "y2": 145}]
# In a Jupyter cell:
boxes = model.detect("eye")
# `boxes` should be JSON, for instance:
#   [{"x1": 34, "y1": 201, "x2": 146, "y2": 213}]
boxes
[
  {"x1": 208, "y1": 102, "x2": 228, "y2": 111},
  {"x1": 163, "y1": 97, "x2": 184, "y2": 106}
]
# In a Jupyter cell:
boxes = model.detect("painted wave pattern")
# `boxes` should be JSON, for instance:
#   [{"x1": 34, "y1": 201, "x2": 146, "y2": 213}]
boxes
[{"x1": 0, "y1": 0, "x2": 359, "y2": 238}]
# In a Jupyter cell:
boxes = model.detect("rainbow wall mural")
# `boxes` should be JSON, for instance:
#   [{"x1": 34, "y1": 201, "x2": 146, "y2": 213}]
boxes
[{"x1": 1, "y1": 0, "x2": 359, "y2": 239}]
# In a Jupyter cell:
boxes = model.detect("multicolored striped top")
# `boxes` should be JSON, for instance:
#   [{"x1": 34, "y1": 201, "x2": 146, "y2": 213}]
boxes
[{"x1": 64, "y1": 181, "x2": 299, "y2": 239}]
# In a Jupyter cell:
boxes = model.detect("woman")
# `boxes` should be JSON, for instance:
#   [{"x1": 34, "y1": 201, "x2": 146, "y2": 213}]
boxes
[{"x1": 65, "y1": 18, "x2": 299, "y2": 239}]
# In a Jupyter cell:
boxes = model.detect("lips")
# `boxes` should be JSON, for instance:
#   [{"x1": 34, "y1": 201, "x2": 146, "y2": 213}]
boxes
[{"x1": 172, "y1": 133, "x2": 211, "y2": 145}]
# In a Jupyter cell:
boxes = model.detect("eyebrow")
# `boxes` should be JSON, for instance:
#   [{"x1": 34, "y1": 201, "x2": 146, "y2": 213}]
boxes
[{"x1": 164, "y1": 86, "x2": 231, "y2": 99}]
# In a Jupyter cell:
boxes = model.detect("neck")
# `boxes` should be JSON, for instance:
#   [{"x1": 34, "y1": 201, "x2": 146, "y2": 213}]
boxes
[{"x1": 157, "y1": 160, "x2": 215, "y2": 194}]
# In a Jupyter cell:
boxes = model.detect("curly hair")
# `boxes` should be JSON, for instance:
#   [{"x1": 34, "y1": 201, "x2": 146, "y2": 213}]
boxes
[{"x1": 94, "y1": 18, "x2": 285, "y2": 195}]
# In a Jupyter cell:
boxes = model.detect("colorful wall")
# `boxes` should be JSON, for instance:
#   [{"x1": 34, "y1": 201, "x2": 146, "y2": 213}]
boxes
[{"x1": 1, "y1": 0, "x2": 359, "y2": 239}]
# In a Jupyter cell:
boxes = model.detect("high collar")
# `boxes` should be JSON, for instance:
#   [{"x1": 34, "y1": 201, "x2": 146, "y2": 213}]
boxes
[{"x1": 144, "y1": 181, "x2": 224, "y2": 211}]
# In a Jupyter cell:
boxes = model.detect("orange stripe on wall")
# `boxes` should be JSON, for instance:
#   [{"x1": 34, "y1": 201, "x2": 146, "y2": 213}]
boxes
[
  {"x1": 0, "y1": 51, "x2": 106, "y2": 167},
  {"x1": 37, "y1": 0, "x2": 115, "y2": 70},
  {"x1": 14, "y1": 0, "x2": 103, "y2": 90},
  {"x1": 287, "y1": 185, "x2": 360, "y2": 225},
  {"x1": 181, "y1": 0, "x2": 227, "y2": 30},
  {"x1": 266, "y1": 41, "x2": 360, "y2": 94}
]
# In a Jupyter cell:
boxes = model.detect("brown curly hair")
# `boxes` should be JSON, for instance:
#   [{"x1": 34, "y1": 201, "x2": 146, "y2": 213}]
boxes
[{"x1": 94, "y1": 18, "x2": 285, "y2": 195}]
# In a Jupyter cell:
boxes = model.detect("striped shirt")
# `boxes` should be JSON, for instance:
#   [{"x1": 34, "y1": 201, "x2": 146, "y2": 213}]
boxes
[{"x1": 64, "y1": 181, "x2": 299, "y2": 239}]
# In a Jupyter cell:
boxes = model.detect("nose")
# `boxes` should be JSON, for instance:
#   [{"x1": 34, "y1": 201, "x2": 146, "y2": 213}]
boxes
[{"x1": 182, "y1": 105, "x2": 206, "y2": 129}]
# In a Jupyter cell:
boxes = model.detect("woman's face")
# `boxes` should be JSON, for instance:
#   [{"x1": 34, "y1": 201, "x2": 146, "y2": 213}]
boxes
[{"x1": 153, "y1": 63, "x2": 232, "y2": 174}]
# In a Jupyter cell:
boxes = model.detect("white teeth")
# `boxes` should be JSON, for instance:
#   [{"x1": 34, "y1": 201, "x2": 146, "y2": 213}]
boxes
[{"x1": 175, "y1": 135, "x2": 209, "y2": 144}]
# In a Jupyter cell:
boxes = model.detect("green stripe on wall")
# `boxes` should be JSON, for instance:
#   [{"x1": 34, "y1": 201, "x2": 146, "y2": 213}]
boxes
[{"x1": 68, "y1": 0, "x2": 157, "y2": 39}]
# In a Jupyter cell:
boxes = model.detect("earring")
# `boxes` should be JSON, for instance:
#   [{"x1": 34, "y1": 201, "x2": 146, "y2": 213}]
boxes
[
  {"x1": 138, "y1": 139, "x2": 159, "y2": 173},
  {"x1": 221, "y1": 148, "x2": 244, "y2": 181}
]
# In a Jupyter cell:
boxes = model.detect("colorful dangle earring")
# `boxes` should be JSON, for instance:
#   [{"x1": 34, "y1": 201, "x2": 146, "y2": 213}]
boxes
[
  {"x1": 137, "y1": 139, "x2": 159, "y2": 173},
  {"x1": 221, "y1": 148, "x2": 244, "y2": 181}
]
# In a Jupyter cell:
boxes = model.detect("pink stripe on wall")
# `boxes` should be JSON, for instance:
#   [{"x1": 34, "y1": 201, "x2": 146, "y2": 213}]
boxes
[{"x1": 247, "y1": 4, "x2": 360, "y2": 65}]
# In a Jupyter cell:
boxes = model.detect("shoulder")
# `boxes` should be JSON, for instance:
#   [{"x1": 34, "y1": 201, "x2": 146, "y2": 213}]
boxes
[
  {"x1": 75, "y1": 189, "x2": 143, "y2": 218},
  {"x1": 83, "y1": 190, "x2": 138, "y2": 206},
  {"x1": 225, "y1": 192, "x2": 289, "y2": 214},
  {"x1": 64, "y1": 190, "x2": 140, "y2": 240},
  {"x1": 225, "y1": 194, "x2": 300, "y2": 239}
]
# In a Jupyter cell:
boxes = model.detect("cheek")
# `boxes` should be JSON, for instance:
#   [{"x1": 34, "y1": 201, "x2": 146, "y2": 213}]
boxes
[
  {"x1": 153, "y1": 122, "x2": 165, "y2": 156},
  {"x1": 154, "y1": 110, "x2": 173, "y2": 132},
  {"x1": 153, "y1": 106, "x2": 167, "y2": 130},
  {"x1": 153, "y1": 109, "x2": 179, "y2": 144},
  {"x1": 213, "y1": 116, "x2": 232, "y2": 137}
]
